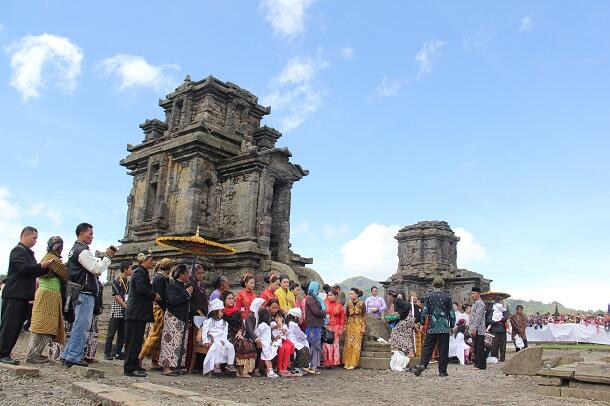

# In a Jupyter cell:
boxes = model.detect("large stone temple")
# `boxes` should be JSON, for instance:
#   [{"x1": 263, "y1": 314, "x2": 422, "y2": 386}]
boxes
[
  {"x1": 110, "y1": 75, "x2": 322, "y2": 287},
  {"x1": 383, "y1": 221, "x2": 491, "y2": 305}
]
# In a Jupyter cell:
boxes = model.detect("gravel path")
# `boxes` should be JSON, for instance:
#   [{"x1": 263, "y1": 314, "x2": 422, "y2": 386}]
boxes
[{"x1": 1, "y1": 333, "x2": 607, "y2": 406}]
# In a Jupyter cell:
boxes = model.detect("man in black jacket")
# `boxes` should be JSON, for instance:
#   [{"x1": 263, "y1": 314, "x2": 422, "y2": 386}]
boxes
[
  {"x1": 0, "y1": 227, "x2": 52, "y2": 365},
  {"x1": 124, "y1": 251, "x2": 159, "y2": 377}
]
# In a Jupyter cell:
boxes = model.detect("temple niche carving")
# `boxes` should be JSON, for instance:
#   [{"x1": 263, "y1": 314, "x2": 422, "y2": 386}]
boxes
[
  {"x1": 111, "y1": 75, "x2": 323, "y2": 287},
  {"x1": 383, "y1": 221, "x2": 491, "y2": 306}
]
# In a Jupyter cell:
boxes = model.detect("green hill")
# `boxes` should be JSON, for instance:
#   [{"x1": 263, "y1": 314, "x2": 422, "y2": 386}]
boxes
[
  {"x1": 506, "y1": 299, "x2": 603, "y2": 315},
  {"x1": 338, "y1": 276, "x2": 385, "y2": 298}
]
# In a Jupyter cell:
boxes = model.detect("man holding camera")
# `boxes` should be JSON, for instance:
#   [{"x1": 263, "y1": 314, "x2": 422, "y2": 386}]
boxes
[{"x1": 62, "y1": 223, "x2": 115, "y2": 368}]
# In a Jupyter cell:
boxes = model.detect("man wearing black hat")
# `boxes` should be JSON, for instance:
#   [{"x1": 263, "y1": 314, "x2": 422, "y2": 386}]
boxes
[
  {"x1": 414, "y1": 276, "x2": 455, "y2": 377},
  {"x1": 469, "y1": 286, "x2": 487, "y2": 370}
]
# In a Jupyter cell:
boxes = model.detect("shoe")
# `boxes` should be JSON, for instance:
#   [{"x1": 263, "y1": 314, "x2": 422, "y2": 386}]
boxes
[
  {"x1": 267, "y1": 370, "x2": 279, "y2": 378},
  {"x1": 413, "y1": 365, "x2": 425, "y2": 377},
  {"x1": 104, "y1": 354, "x2": 113, "y2": 361},
  {"x1": 26, "y1": 357, "x2": 49, "y2": 364},
  {"x1": 439, "y1": 372, "x2": 449, "y2": 377},
  {"x1": 125, "y1": 370, "x2": 147, "y2": 377},
  {"x1": 115, "y1": 353, "x2": 125, "y2": 360},
  {"x1": 302, "y1": 367, "x2": 315, "y2": 374},
  {"x1": 0, "y1": 356, "x2": 19, "y2": 365},
  {"x1": 64, "y1": 359, "x2": 88, "y2": 368},
  {"x1": 225, "y1": 365, "x2": 237, "y2": 373}
]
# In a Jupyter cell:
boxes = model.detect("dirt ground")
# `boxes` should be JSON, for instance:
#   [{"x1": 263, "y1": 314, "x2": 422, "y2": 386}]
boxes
[{"x1": 1, "y1": 332, "x2": 608, "y2": 406}]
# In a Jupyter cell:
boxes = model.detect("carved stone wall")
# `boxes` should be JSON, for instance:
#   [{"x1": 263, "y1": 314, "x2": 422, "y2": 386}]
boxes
[
  {"x1": 111, "y1": 75, "x2": 322, "y2": 288},
  {"x1": 384, "y1": 221, "x2": 490, "y2": 306}
]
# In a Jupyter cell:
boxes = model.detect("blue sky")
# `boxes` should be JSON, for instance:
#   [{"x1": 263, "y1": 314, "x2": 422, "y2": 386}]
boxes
[{"x1": 0, "y1": 1, "x2": 608, "y2": 310}]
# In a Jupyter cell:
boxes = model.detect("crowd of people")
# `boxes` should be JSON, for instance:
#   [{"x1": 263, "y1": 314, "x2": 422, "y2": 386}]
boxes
[
  {"x1": 5, "y1": 224, "x2": 605, "y2": 382},
  {"x1": 527, "y1": 312, "x2": 609, "y2": 328}
]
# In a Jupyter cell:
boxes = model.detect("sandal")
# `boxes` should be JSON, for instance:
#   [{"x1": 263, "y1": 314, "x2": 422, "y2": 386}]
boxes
[{"x1": 162, "y1": 371, "x2": 179, "y2": 376}]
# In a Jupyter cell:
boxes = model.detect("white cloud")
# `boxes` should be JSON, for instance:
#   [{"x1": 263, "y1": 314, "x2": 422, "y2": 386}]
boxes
[
  {"x1": 519, "y1": 16, "x2": 533, "y2": 33},
  {"x1": 263, "y1": 54, "x2": 328, "y2": 131},
  {"x1": 15, "y1": 154, "x2": 40, "y2": 167},
  {"x1": 415, "y1": 39, "x2": 444, "y2": 79},
  {"x1": 375, "y1": 76, "x2": 403, "y2": 97},
  {"x1": 338, "y1": 223, "x2": 401, "y2": 282},
  {"x1": 6, "y1": 33, "x2": 83, "y2": 101},
  {"x1": 0, "y1": 187, "x2": 26, "y2": 274},
  {"x1": 0, "y1": 23, "x2": 6, "y2": 32},
  {"x1": 454, "y1": 227, "x2": 488, "y2": 268},
  {"x1": 260, "y1": 0, "x2": 315, "y2": 39},
  {"x1": 99, "y1": 54, "x2": 179, "y2": 91},
  {"x1": 339, "y1": 47, "x2": 354, "y2": 59},
  {"x1": 510, "y1": 283, "x2": 606, "y2": 312}
]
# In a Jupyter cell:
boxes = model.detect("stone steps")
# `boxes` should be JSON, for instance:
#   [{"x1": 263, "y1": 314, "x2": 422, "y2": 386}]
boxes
[
  {"x1": 360, "y1": 351, "x2": 392, "y2": 359},
  {"x1": 359, "y1": 356, "x2": 390, "y2": 370},
  {"x1": 536, "y1": 358, "x2": 610, "y2": 403}
]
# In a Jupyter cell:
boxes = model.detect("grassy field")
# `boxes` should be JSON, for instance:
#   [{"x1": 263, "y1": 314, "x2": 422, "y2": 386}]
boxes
[{"x1": 537, "y1": 342, "x2": 610, "y2": 352}]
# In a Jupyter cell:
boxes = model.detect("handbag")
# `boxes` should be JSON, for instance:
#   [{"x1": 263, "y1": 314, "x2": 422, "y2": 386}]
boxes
[
  {"x1": 484, "y1": 332, "x2": 495, "y2": 348},
  {"x1": 321, "y1": 328, "x2": 335, "y2": 344},
  {"x1": 514, "y1": 335, "x2": 525, "y2": 349},
  {"x1": 64, "y1": 281, "x2": 83, "y2": 313}
]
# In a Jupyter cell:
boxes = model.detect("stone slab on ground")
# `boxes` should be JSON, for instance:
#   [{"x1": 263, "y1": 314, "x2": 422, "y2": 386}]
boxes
[
  {"x1": 71, "y1": 365, "x2": 105, "y2": 378},
  {"x1": 359, "y1": 356, "x2": 391, "y2": 369},
  {"x1": 0, "y1": 363, "x2": 40, "y2": 377},
  {"x1": 535, "y1": 376, "x2": 565, "y2": 387},
  {"x1": 574, "y1": 361, "x2": 610, "y2": 385},
  {"x1": 561, "y1": 387, "x2": 610, "y2": 402},
  {"x1": 542, "y1": 352, "x2": 584, "y2": 369},
  {"x1": 597, "y1": 356, "x2": 610, "y2": 363},
  {"x1": 569, "y1": 380, "x2": 610, "y2": 392},
  {"x1": 131, "y1": 382, "x2": 198, "y2": 398},
  {"x1": 538, "y1": 363, "x2": 577, "y2": 379},
  {"x1": 131, "y1": 382, "x2": 249, "y2": 406},
  {"x1": 536, "y1": 386, "x2": 561, "y2": 397},
  {"x1": 72, "y1": 381, "x2": 159, "y2": 406},
  {"x1": 360, "y1": 350, "x2": 393, "y2": 358},
  {"x1": 502, "y1": 346, "x2": 543, "y2": 376}
]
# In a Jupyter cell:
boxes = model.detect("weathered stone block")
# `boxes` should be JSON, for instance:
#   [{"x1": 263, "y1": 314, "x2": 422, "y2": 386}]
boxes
[
  {"x1": 100, "y1": 390, "x2": 148, "y2": 406},
  {"x1": 0, "y1": 363, "x2": 39, "y2": 377},
  {"x1": 360, "y1": 351, "x2": 393, "y2": 359},
  {"x1": 71, "y1": 381, "x2": 116, "y2": 399},
  {"x1": 538, "y1": 364, "x2": 576, "y2": 379},
  {"x1": 536, "y1": 386, "x2": 560, "y2": 397},
  {"x1": 569, "y1": 381, "x2": 610, "y2": 392},
  {"x1": 535, "y1": 376, "x2": 564, "y2": 387},
  {"x1": 131, "y1": 382, "x2": 197, "y2": 398},
  {"x1": 502, "y1": 346, "x2": 543, "y2": 376},
  {"x1": 574, "y1": 361, "x2": 610, "y2": 384},
  {"x1": 359, "y1": 356, "x2": 390, "y2": 369},
  {"x1": 187, "y1": 397, "x2": 248, "y2": 406},
  {"x1": 71, "y1": 365, "x2": 105, "y2": 378},
  {"x1": 561, "y1": 387, "x2": 610, "y2": 402},
  {"x1": 365, "y1": 315, "x2": 391, "y2": 341}
]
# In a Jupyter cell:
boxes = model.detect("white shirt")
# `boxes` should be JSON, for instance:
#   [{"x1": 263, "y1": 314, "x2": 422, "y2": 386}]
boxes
[
  {"x1": 77, "y1": 245, "x2": 111, "y2": 276},
  {"x1": 201, "y1": 318, "x2": 229, "y2": 345},
  {"x1": 287, "y1": 321, "x2": 309, "y2": 350}
]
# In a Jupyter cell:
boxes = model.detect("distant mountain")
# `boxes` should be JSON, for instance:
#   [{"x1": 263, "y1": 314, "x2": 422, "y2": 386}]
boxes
[
  {"x1": 506, "y1": 299, "x2": 604, "y2": 315},
  {"x1": 338, "y1": 276, "x2": 385, "y2": 298}
]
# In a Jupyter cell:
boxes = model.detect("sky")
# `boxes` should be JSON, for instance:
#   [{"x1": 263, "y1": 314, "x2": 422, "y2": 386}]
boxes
[{"x1": 0, "y1": 1, "x2": 609, "y2": 311}]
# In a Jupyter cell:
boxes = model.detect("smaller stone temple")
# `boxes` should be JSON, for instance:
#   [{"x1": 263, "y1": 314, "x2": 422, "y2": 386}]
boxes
[
  {"x1": 110, "y1": 75, "x2": 322, "y2": 287},
  {"x1": 383, "y1": 221, "x2": 491, "y2": 305}
]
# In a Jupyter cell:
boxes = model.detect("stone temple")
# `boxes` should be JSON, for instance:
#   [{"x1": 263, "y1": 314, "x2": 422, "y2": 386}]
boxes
[
  {"x1": 383, "y1": 221, "x2": 491, "y2": 305},
  {"x1": 110, "y1": 75, "x2": 322, "y2": 287}
]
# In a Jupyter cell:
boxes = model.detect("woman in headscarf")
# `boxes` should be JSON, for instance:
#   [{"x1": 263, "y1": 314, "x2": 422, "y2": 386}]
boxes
[
  {"x1": 323, "y1": 288, "x2": 345, "y2": 369},
  {"x1": 140, "y1": 257, "x2": 173, "y2": 370},
  {"x1": 25, "y1": 236, "x2": 68, "y2": 363},
  {"x1": 244, "y1": 297, "x2": 266, "y2": 376},
  {"x1": 304, "y1": 281, "x2": 326, "y2": 374},
  {"x1": 222, "y1": 290, "x2": 256, "y2": 377},
  {"x1": 285, "y1": 307, "x2": 309, "y2": 375},
  {"x1": 343, "y1": 288, "x2": 366, "y2": 369},
  {"x1": 159, "y1": 264, "x2": 193, "y2": 376}
]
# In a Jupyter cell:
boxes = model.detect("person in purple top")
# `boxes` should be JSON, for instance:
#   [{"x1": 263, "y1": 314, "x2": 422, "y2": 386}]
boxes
[{"x1": 365, "y1": 286, "x2": 387, "y2": 318}]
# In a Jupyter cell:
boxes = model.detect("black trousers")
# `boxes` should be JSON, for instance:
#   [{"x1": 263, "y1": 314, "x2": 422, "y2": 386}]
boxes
[
  {"x1": 0, "y1": 298, "x2": 29, "y2": 358},
  {"x1": 124, "y1": 320, "x2": 147, "y2": 373},
  {"x1": 420, "y1": 333, "x2": 449, "y2": 374},
  {"x1": 491, "y1": 331, "x2": 507, "y2": 361},
  {"x1": 473, "y1": 334, "x2": 487, "y2": 369},
  {"x1": 514, "y1": 338, "x2": 529, "y2": 352},
  {"x1": 104, "y1": 317, "x2": 126, "y2": 357}
]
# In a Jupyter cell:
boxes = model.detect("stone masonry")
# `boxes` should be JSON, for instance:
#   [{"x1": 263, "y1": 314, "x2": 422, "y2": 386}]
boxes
[
  {"x1": 110, "y1": 75, "x2": 322, "y2": 288},
  {"x1": 383, "y1": 221, "x2": 491, "y2": 306}
]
